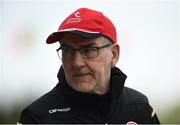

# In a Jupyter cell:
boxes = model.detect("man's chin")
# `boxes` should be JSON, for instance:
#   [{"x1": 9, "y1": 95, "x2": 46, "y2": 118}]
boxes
[{"x1": 71, "y1": 83, "x2": 96, "y2": 93}]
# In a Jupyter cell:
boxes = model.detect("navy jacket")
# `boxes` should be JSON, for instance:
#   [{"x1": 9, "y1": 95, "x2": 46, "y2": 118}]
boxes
[{"x1": 19, "y1": 67, "x2": 160, "y2": 124}]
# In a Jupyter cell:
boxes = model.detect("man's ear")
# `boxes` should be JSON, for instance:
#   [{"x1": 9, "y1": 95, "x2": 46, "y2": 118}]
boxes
[{"x1": 111, "y1": 44, "x2": 120, "y2": 67}]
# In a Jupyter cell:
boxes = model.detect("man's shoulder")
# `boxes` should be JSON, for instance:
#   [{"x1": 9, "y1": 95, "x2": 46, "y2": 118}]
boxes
[
  {"x1": 24, "y1": 86, "x2": 66, "y2": 115},
  {"x1": 120, "y1": 87, "x2": 149, "y2": 104}
]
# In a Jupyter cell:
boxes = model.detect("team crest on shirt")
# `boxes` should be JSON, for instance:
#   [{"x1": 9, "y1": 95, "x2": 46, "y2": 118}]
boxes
[{"x1": 126, "y1": 121, "x2": 138, "y2": 125}]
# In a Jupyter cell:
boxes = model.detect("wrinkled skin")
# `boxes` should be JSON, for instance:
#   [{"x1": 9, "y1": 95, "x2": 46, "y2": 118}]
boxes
[{"x1": 61, "y1": 33, "x2": 119, "y2": 95}]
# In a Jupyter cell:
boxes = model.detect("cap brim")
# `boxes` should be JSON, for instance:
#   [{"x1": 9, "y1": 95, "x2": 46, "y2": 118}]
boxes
[{"x1": 46, "y1": 30, "x2": 101, "y2": 44}]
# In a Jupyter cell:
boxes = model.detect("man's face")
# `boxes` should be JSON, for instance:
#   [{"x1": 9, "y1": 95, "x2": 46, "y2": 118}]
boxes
[{"x1": 61, "y1": 33, "x2": 119, "y2": 94}]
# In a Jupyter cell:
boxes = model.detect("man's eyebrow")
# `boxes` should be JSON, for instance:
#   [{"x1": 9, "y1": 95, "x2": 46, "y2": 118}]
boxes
[{"x1": 80, "y1": 43, "x2": 97, "y2": 48}]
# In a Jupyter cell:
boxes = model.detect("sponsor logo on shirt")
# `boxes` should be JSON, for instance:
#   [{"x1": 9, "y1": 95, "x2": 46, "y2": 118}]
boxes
[{"x1": 49, "y1": 107, "x2": 71, "y2": 114}]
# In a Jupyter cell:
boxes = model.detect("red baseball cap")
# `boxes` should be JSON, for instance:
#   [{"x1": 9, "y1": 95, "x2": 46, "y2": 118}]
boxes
[{"x1": 46, "y1": 8, "x2": 117, "y2": 44}]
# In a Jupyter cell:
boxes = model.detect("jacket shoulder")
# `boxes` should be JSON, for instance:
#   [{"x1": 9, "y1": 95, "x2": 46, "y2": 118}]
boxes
[
  {"x1": 116, "y1": 87, "x2": 160, "y2": 124},
  {"x1": 120, "y1": 87, "x2": 149, "y2": 104},
  {"x1": 24, "y1": 86, "x2": 66, "y2": 116}
]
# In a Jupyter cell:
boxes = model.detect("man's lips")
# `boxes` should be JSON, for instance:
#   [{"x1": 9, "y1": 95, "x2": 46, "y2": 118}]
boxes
[
  {"x1": 72, "y1": 68, "x2": 92, "y2": 78},
  {"x1": 73, "y1": 73, "x2": 91, "y2": 77}
]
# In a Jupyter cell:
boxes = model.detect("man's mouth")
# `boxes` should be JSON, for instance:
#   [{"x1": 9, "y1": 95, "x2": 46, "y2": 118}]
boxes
[
  {"x1": 72, "y1": 68, "x2": 92, "y2": 78},
  {"x1": 73, "y1": 73, "x2": 90, "y2": 77}
]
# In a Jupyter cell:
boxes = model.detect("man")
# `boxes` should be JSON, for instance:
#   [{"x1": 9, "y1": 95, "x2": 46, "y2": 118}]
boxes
[{"x1": 18, "y1": 8, "x2": 160, "y2": 124}]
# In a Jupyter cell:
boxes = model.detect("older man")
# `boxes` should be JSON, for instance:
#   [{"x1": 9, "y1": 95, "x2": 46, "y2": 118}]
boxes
[{"x1": 18, "y1": 8, "x2": 160, "y2": 124}]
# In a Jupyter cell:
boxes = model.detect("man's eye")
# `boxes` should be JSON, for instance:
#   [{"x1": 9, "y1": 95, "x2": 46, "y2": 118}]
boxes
[{"x1": 83, "y1": 48, "x2": 97, "y2": 53}]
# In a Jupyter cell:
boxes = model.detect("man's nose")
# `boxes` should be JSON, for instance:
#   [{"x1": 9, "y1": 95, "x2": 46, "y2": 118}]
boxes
[{"x1": 72, "y1": 51, "x2": 85, "y2": 68}]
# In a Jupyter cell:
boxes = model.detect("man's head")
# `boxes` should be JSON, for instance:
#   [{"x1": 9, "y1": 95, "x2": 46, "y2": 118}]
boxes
[
  {"x1": 46, "y1": 7, "x2": 117, "y2": 44},
  {"x1": 46, "y1": 8, "x2": 119, "y2": 94}
]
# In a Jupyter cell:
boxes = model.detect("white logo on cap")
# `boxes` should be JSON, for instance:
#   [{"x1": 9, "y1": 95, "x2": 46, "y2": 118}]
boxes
[
  {"x1": 74, "y1": 11, "x2": 80, "y2": 17},
  {"x1": 66, "y1": 11, "x2": 81, "y2": 24}
]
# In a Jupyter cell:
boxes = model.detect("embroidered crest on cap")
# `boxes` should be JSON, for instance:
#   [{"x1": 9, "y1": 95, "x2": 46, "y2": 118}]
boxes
[{"x1": 66, "y1": 11, "x2": 81, "y2": 24}]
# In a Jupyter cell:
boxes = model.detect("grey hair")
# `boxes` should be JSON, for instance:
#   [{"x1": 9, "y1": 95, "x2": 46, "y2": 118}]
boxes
[
  {"x1": 100, "y1": 36, "x2": 113, "y2": 44},
  {"x1": 99, "y1": 36, "x2": 115, "y2": 52}
]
